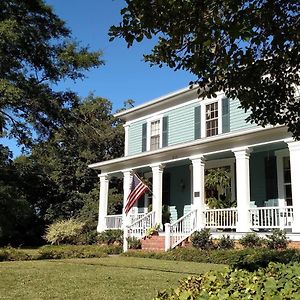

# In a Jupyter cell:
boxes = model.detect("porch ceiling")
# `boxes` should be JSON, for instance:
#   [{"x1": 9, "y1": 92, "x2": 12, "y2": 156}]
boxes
[{"x1": 89, "y1": 126, "x2": 290, "y2": 175}]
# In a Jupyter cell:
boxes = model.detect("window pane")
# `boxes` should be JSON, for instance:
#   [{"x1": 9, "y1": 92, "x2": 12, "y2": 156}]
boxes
[{"x1": 206, "y1": 102, "x2": 218, "y2": 137}]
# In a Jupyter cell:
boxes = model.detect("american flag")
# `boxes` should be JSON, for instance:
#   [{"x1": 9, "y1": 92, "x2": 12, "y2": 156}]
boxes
[{"x1": 124, "y1": 174, "x2": 149, "y2": 215}]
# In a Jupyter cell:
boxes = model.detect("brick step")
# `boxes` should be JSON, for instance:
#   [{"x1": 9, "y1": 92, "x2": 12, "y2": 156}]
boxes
[{"x1": 141, "y1": 235, "x2": 165, "y2": 251}]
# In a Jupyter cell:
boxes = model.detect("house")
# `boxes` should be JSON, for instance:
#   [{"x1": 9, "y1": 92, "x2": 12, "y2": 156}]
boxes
[{"x1": 89, "y1": 86, "x2": 300, "y2": 252}]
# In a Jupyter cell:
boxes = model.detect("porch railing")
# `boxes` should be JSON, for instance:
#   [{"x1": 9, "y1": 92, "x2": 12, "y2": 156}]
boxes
[
  {"x1": 165, "y1": 209, "x2": 198, "y2": 250},
  {"x1": 127, "y1": 210, "x2": 155, "y2": 239},
  {"x1": 249, "y1": 206, "x2": 293, "y2": 229},
  {"x1": 105, "y1": 214, "x2": 122, "y2": 229},
  {"x1": 205, "y1": 208, "x2": 238, "y2": 228},
  {"x1": 105, "y1": 213, "x2": 147, "y2": 230}
]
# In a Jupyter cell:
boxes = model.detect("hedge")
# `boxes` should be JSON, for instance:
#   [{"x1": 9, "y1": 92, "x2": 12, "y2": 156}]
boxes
[
  {"x1": 123, "y1": 247, "x2": 300, "y2": 271},
  {"x1": 0, "y1": 245, "x2": 122, "y2": 262}
]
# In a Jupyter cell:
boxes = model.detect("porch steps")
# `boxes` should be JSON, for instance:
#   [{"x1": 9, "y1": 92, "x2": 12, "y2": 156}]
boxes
[{"x1": 141, "y1": 235, "x2": 165, "y2": 251}]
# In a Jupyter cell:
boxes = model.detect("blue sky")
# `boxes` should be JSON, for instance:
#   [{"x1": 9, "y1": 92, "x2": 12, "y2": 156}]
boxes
[{"x1": 1, "y1": 0, "x2": 194, "y2": 156}]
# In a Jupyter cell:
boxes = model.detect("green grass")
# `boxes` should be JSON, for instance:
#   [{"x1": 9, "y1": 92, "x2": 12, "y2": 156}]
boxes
[{"x1": 0, "y1": 256, "x2": 226, "y2": 300}]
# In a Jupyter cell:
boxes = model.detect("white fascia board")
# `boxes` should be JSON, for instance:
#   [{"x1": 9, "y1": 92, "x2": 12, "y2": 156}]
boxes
[{"x1": 88, "y1": 125, "x2": 289, "y2": 173}]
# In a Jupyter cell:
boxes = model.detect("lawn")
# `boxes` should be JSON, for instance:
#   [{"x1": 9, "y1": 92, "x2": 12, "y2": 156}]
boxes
[{"x1": 0, "y1": 256, "x2": 226, "y2": 300}]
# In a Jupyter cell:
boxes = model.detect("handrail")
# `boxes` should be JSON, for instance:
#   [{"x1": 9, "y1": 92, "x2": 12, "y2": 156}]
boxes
[
  {"x1": 123, "y1": 210, "x2": 155, "y2": 252},
  {"x1": 166, "y1": 209, "x2": 198, "y2": 250}
]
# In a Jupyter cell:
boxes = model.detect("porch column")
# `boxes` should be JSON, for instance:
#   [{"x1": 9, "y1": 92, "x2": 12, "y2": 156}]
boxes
[
  {"x1": 122, "y1": 169, "x2": 133, "y2": 252},
  {"x1": 97, "y1": 173, "x2": 109, "y2": 232},
  {"x1": 287, "y1": 140, "x2": 300, "y2": 233},
  {"x1": 122, "y1": 169, "x2": 133, "y2": 226},
  {"x1": 190, "y1": 155, "x2": 206, "y2": 229},
  {"x1": 151, "y1": 163, "x2": 164, "y2": 228},
  {"x1": 233, "y1": 147, "x2": 251, "y2": 232}
]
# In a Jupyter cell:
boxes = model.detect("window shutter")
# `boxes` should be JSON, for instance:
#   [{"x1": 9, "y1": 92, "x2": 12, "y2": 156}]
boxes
[
  {"x1": 222, "y1": 97, "x2": 230, "y2": 133},
  {"x1": 142, "y1": 123, "x2": 147, "y2": 152},
  {"x1": 194, "y1": 105, "x2": 201, "y2": 139},
  {"x1": 162, "y1": 116, "x2": 168, "y2": 147}
]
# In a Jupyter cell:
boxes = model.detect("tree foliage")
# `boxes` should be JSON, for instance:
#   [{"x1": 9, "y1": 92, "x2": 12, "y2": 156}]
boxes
[
  {"x1": 0, "y1": 95, "x2": 125, "y2": 246},
  {"x1": 0, "y1": 0, "x2": 103, "y2": 145},
  {"x1": 110, "y1": 0, "x2": 300, "y2": 138}
]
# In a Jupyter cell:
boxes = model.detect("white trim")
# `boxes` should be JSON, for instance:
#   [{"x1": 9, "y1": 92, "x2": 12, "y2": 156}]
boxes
[
  {"x1": 200, "y1": 95, "x2": 224, "y2": 138},
  {"x1": 146, "y1": 115, "x2": 163, "y2": 151},
  {"x1": 124, "y1": 124, "x2": 129, "y2": 156}
]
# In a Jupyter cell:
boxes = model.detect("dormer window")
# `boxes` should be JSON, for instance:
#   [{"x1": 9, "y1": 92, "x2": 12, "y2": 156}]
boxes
[
  {"x1": 206, "y1": 102, "x2": 218, "y2": 137},
  {"x1": 150, "y1": 120, "x2": 160, "y2": 150}
]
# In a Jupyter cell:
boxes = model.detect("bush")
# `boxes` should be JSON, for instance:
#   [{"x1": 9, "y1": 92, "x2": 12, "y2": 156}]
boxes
[
  {"x1": 155, "y1": 262, "x2": 300, "y2": 299},
  {"x1": 0, "y1": 247, "x2": 32, "y2": 261},
  {"x1": 191, "y1": 229, "x2": 214, "y2": 250},
  {"x1": 265, "y1": 229, "x2": 289, "y2": 250},
  {"x1": 217, "y1": 235, "x2": 235, "y2": 249},
  {"x1": 127, "y1": 237, "x2": 141, "y2": 249},
  {"x1": 37, "y1": 244, "x2": 122, "y2": 259},
  {"x1": 96, "y1": 229, "x2": 123, "y2": 245},
  {"x1": 44, "y1": 219, "x2": 86, "y2": 245},
  {"x1": 229, "y1": 248, "x2": 300, "y2": 271},
  {"x1": 239, "y1": 232, "x2": 264, "y2": 248}
]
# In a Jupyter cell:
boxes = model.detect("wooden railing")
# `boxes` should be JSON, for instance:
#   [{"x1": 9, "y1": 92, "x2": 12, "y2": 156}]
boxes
[
  {"x1": 105, "y1": 214, "x2": 122, "y2": 229},
  {"x1": 249, "y1": 206, "x2": 293, "y2": 229},
  {"x1": 165, "y1": 209, "x2": 198, "y2": 250},
  {"x1": 127, "y1": 211, "x2": 155, "y2": 238},
  {"x1": 105, "y1": 213, "x2": 147, "y2": 230},
  {"x1": 205, "y1": 208, "x2": 238, "y2": 228}
]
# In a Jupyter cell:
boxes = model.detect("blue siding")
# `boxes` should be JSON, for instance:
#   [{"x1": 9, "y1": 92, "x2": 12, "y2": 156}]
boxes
[
  {"x1": 165, "y1": 102, "x2": 199, "y2": 146},
  {"x1": 128, "y1": 120, "x2": 143, "y2": 155},
  {"x1": 229, "y1": 99, "x2": 257, "y2": 131}
]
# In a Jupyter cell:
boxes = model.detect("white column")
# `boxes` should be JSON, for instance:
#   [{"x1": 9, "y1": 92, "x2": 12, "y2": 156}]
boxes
[
  {"x1": 122, "y1": 169, "x2": 133, "y2": 252},
  {"x1": 151, "y1": 163, "x2": 164, "y2": 228},
  {"x1": 233, "y1": 147, "x2": 251, "y2": 232},
  {"x1": 190, "y1": 155, "x2": 206, "y2": 229},
  {"x1": 97, "y1": 173, "x2": 109, "y2": 232},
  {"x1": 287, "y1": 140, "x2": 300, "y2": 233}
]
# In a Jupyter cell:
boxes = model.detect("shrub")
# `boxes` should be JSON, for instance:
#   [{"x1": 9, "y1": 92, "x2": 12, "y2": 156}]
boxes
[
  {"x1": 191, "y1": 229, "x2": 214, "y2": 250},
  {"x1": 0, "y1": 247, "x2": 32, "y2": 261},
  {"x1": 37, "y1": 244, "x2": 122, "y2": 259},
  {"x1": 229, "y1": 248, "x2": 300, "y2": 271},
  {"x1": 44, "y1": 219, "x2": 86, "y2": 245},
  {"x1": 155, "y1": 262, "x2": 300, "y2": 299},
  {"x1": 217, "y1": 235, "x2": 235, "y2": 249},
  {"x1": 265, "y1": 229, "x2": 289, "y2": 250},
  {"x1": 239, "y1": 232, "x2": 263, "y2": 248},
  {"x1": 96, "y1": 229, "x2": 123, "y2": 245},
  {"x1": 127, "y1": 237, "x2": 141, "y2": 249}
]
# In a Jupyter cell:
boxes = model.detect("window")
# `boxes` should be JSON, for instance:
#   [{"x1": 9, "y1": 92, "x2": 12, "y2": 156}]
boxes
[
  {"x1": 206, "y1": 102, "x2": 218, "y2": 137},
  {"x1": 150, "y1": 120, "x2": 160, "y2": 150},
  {"x1": 283, "y1": 157, "x2": 292, "y2": 206}
]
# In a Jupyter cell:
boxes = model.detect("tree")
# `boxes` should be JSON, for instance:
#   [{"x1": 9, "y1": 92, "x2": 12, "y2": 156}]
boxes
[
  {"x1": 0, "y1": 0, "x2": 103, "y2": 145},
  {"x1": 31, "y1": 95, "x2": 124, "y2": 223},
  {"x1": 110, "y1": 0, "x2": 300, "y2": 138}
]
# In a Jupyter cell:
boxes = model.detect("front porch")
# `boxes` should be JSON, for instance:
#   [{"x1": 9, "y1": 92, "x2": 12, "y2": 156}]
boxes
[{"x1": 93, "y1": 133, "x2": 300, "y2": 252}]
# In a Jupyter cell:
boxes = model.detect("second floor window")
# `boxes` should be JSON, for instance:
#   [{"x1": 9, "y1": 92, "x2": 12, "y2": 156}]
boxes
[
  {"x1": 150, "y1": 120, "x2": 160, "y2": 150},
  {"x1": 206, "y1": 102, "x2": 218, "y2": 137}
]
